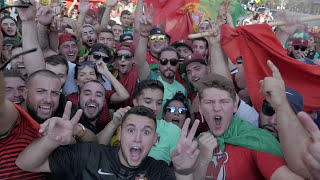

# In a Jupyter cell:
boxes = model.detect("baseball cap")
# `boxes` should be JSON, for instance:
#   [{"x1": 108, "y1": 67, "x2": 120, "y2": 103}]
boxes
[
  {"x1": 116, "y1": 42, "x2": 135, "y2": 54},
  {"x1": 89, "y1": 43, "x2": 110, "y2": 56},
  {"x1": 58, "y1": 33, "x2": 77, "y2": 46},
  {"x1": 180, "y1": 53, "x2": 207, "y2": 73},
  {"x1": 121, "y1": 10, "x2": 131, "y2": 17},
  {"x1": 292, "y1": 38, "x2": 308, "y2": 47},
  {"x1": 150, "y1": 26, "x2": 171, "y2": 41},
  {"x1": 172, "y1": 39, "x2": 194, "y2": 53},
  {"x1": 87, "y1": 9, "x2": 98, "y2": 21},
  {"x1": 120, "y1": 33, "x2": 133, "y2": 42}
]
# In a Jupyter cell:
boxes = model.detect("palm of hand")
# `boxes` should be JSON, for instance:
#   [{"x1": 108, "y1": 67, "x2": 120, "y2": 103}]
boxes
[
  {"x1": 171, "y1": 141, "x2": 197, "y2": 169},
  {"x1": 45, "y1": 118, "x2": 75, "y2": 146},
  {"x1": 38, "y1": 12, "x2": 55, "y2": 26}
]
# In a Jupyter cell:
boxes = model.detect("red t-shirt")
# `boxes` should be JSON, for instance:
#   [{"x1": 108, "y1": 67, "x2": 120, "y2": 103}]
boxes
[
  {"x1": 146, "y1": 51, "x2": 159, "y2": 65},
  {"x1": 67, "y1": 90, "x2": 114, "y2": 131},
  {"x1": 0, "y1": 104, "x2": 47, "y2": 180},
  {"x1": 116, "y1": 67, "x2": 138, "y2": 108},
  {"x1": 205, "y1": 144, "x2": 286, "y2": 180}
]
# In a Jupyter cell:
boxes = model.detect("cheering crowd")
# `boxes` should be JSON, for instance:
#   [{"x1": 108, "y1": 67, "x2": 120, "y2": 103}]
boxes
[{"x1": 0, "y1": 0, "x2": 320, "y2": 179}]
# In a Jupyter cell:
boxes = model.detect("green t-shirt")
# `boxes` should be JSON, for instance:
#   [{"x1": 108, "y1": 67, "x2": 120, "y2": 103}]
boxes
[
  {"x1": 147, "y1": 71, "x2": 188, "y2": 117},
  {"x1": 148, "y1": 119, "x2": 181, "y2": 165}
]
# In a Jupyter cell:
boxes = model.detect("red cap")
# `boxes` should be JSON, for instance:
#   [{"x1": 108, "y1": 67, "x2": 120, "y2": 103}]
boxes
[
  {"x1": 87, "y1": 9, "x2": 98, "y2": 21},
  {"x1": 116, "y1": 42, "x2": 135, "y2": 54},
  {"x1": 180, "y1": 53, "x2": 206, "y2": 73},
  {"x1": 172, "y1": 39, "x2": 194, "y2": 52},
  {"x1": 58, "y1": 33, "x2": 77, "y2": 46},
  {"x1": 292, "y1": 38, "x2": 309, "y2": 47}
]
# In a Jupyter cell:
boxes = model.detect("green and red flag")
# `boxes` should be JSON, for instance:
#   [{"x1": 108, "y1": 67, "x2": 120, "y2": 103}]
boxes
[{"x1": 144, "y1": 0, "x2": 247, "y2": 43}]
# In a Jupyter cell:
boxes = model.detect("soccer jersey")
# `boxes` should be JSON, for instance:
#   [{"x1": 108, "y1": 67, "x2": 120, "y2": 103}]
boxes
[
  {"x1": 0, "y1": 104, "x2": 47, "y2": 180},
  {"x1": 205, "y1": 145, "x2": 286, "y2": 180},
  {"x1": 49, "y1": 143, "x2": 175, "y2": 180}
]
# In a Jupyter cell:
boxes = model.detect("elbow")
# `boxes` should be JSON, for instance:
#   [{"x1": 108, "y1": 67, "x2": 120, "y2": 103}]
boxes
[{"x1": 16, "y1": 156, "x2": 32, "y2": 172}]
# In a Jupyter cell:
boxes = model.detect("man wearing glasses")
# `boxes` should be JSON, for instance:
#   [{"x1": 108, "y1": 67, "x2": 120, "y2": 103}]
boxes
[{"x1": 259, "y1": 88, "x2": 304, "y2": 140}]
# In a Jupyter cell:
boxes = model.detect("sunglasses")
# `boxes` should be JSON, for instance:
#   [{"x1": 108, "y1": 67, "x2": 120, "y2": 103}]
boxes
[
  {"x1": 116, "y1": 53, "x2": 133, "y2": 61},
  {"x1": 92, "y1": 54, "x2": 110, "y2": 63},
  {"x1": 261, "y1": 100, "x2": 275, "y2": 116},
  {"x1": 76, "y1": 61, "x2": 96, "y2": 69},
  {"x1": 166, "y1": 106, "x2": 187, "y2": 114},
  {"x1": 149, "y1": 35, "x2": 166, "y2": 41},
  {"x1": 159, "y1": 58, "x2": 179, "y2": 66},
  {"x1": 294, "y1": 46, "x2": 307, "y2": 51}
]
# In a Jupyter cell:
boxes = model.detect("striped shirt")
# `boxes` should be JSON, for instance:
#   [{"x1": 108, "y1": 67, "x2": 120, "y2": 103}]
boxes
[{"x1": 0, "y1": 104, "x2": 47, "y2": 180}]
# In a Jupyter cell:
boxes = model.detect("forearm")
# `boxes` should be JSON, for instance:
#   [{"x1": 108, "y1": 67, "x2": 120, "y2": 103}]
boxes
[
  {"x1": 135, "y1": 37, "x2": 150, "y2": 80},
  {"x1": 22, "y1": 21, "x2": 45, "y2": 75},
  {"x1": 133, "y1": 0, "x2": 143, "y2": 46},
  {"x1": 100, "y1": 6, "x2": 112, "y2": 28},
  {"x1": 0, "y1": 100, "x2": 18, "y2": 135},
  {"x1": 209, "y1": 42, "x2": 231, "y2": 81},
  {"x1": 16, "y1": 136, "x2": 57, "y2": 172},
  {"x1": 275, "y1": 31, "x2": 291, "y2": 46},
  {"x1": 102, "y1": 71, "x2": 129, "y2": 103},
  {"x1": 193, "y1": 160, "x2": 209, "y2": 180},
  {"x1": 49, "y1": 30, "x2": 59, "y2": 52},
  {"x1": 97, "y1": 121, "x2": 118, "y2": 145},
  {"x1": 74, "y1": 123, "x2": 97, "y2": 142},
  {"x1": 37, "y1": 23, "x2": 50, "y2": 50},
  {"x1": 276, "y1": 104, "x2": 312, "y2": 178}
]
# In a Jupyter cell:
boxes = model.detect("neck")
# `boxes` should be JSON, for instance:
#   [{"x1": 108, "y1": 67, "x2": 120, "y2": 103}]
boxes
[
  {"x1": 160, "y1": 73, "x2": 174, "y2": 84},
  {"x1": 150, "y1": 51, "x2": 159, "y2": 58}
]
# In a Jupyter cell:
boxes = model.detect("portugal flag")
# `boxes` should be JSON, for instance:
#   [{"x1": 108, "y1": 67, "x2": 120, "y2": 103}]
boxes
[
  {"x1": 220, "y1": 23, "x2": 320, "y2": 112},
  {"x1": 144, "y1": 0, "x2": 247, "y2": 43}
]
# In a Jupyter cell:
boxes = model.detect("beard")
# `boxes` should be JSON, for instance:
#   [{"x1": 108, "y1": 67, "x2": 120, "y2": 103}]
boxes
[
  {"x1": 80, "y1": 104, "x2": 104, "y2": 123},
  {"x1": 161, "y1": 69, "x2": 175, "y2": 79},
  {"x1": 26, "y1": 101, "x2": 56, "y2": 124}
]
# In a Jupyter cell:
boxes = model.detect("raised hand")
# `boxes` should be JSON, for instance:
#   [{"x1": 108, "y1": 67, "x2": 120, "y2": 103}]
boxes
[
  {"x1": 39, "y1": 101, "x2": 83, "y2": 146},
  {"x1": 111, "y1": 106, "x2": 131, "y2": 127},
  {"x1": 96, "y1": 60, "x2": 110, "y2": 74},
  {"x1": 198, "y1": 132, "x2": 218, "y2": 165},
  {"x1": 37, "y1": 6, "x2": 55, "y2": 26},
  {"x1": 259, "y1": 60, "x2": 287, "y2": 111},
  {"x1": 275, "y1": 11, "x2": 300, "y2": 36},
  {"x1": 139, "y1": 3, "x2": 153, "y2": 36},
  {"x1": 79, "y1": 0, "x2": 92, "y2": 15},
  {"x1": 16, "y1": 0, "x2": 37, "y2": 22},
  {"x1": 106, "y1": 0, "x2": 118, "y2": 7},
  {"x1": 297, "y1": 112, "x2": 320, "y2": 179},
  {"x1": 171, "y1": 118, "x2": 200, "y2": 170},
  {"x1": 50, "y1": 8, "x2": 66, "y2": 32}
]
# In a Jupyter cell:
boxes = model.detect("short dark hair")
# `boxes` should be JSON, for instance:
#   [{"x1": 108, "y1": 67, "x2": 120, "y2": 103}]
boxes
[
  {"x1": 193, "y1": 37, "x2": 209, "y2": 49},
  {"x1": 74, "y1": 61, "x2": 98, "y2": 80},
  {"x1": 122, "y1": 106, "x2": 157, "y2": 129},
  {"x1": 163, "y1": 92, "x2": 190, "y2": 118},
  {"x1": 26, "y1": 70, "x2": 61, "y2": 88},
  {"x1": 100, "y1": 28, "x2": 114, "y2": 37},
  {"x1": 121, "y1": 10, "x2": 131, "y2": 17},
  {"x1": 45, "y1": 55, "x2": 69, "y2": 74},
  {"x1": 198, "y1": 73, "x2": 236, "y2": 102},
  {"x1": 134, "y1": 79, "x2": 164, "y2": 99},
  {"x1": 159, "y1": 46, "x2": 180, "y2": 60},
  {"x1": 3, "y1": 69, "x2": 25, "y2": 81}
]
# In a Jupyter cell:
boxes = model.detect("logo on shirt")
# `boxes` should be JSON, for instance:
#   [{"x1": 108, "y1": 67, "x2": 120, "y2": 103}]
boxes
[
  {"x1": 135, "y1": 174, "x2": 148, "y2": 180},
  {"x1": 205, "y1": 151, "x2": 229, "y2": 180},
  {"x1": 98, "y1": 168, "x2": 114, "y2": 176}
]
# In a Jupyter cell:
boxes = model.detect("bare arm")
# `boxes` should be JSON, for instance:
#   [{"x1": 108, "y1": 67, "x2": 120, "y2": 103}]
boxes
[
  {"x1": 133, "y1": 0, "x2": 143, "y2": 47},
  {"x1": 77, "y1": 0, "x2": 92, "y2": 27},
  {"x1": 270, "y1": 166, "x2": 303, "y2": 180},
  {"x1": 100, "y1": 0, "x2": 118, "y2": 29},
  {"x1": 260, "y1": 60, "x2": 312, "y2": 179},
  {"x1": 96, "y1": 60, "x2": 129, "y2": 104},
  {"x1": 67, "y1": 0, "x2": 77, "y2": 17},
  {"x1": 274, "y1": 11, "x2": 300, "y2": 46},
  {"x1": 135, "y1": 3, "x2": 153, "y2": 81},
  {"x1": 97, "y1": 107, "x2": 131, "y2": 145},
  {"x1": 17, "y1": 0, "x2": 45, "y2": 75},
  {"x1": 16, "y1": 102, "x2": 83, "y2": 172}
]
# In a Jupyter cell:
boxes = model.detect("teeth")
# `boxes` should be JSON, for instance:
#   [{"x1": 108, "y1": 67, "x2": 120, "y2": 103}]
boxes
[
  {"x1": 17, "y1": 65, "x2": 25, "y2": 68},
  {"x1": 68, "y1": 54, "x2": 75, "y2": 56},
  {"x1": 14, "y1": 101, "x2": 22, "y2": 104},
  {"x1": 193, "y1": 78, "x2": 200, "y2": 82},
  {"x1": 215, "y1": 116, "x2": 222, "y2": 125},
  {"x1": 132, "y1": 146, "x2": 140, "y2": 150},
  {"x1": 40, "y1": 106, "x2": 51, "y2": 109},
  {"x1": 88, "y1": 104, "x2": 96, "y2": 108}
]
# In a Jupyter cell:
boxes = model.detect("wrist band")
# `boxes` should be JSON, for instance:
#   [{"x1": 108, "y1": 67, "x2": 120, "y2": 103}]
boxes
[
  {"x1": 74, "y1": 123, "x2": 86, "y2": 140},
  {"x1": 174, "y1": 167, "x2": 195, "y2": 175}
]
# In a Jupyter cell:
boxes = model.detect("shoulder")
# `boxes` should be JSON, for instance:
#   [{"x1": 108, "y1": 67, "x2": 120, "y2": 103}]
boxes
[{"x1": 156, "y1": 120, "x2": 181, "y2": 134}]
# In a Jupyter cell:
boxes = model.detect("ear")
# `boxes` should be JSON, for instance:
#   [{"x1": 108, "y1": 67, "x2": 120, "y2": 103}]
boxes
[
  {"x1": 207, "y1": 66, "x2": 211, "y2": 73},
  {"x1": 133, "y1": 98, "x2": 138, "y2": 106},
  {"x1": 233, "y1": 100, "x2": 238, "y2": 113},
  {"x1": 23, "y1": 88, "x2": 28, "y2": 100}
]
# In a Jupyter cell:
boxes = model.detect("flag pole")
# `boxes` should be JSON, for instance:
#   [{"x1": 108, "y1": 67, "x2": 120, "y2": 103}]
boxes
[{"x1": 188, "y1": 15, "x2": 320, "y2": 39}]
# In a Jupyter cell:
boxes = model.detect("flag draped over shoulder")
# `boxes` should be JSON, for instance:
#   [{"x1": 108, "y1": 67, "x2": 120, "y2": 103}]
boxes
[
  {"x1": 144, "y1": 0, "x2": 247, "y2": 43},
  {"x1": 220, "y1": 23, "x2": 320, "y2": 112}
]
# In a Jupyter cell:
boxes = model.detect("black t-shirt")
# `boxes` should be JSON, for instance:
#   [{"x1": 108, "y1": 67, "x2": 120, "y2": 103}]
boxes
[{"x1": 48, "y1": 142, "x2": 176, "y2": 180}]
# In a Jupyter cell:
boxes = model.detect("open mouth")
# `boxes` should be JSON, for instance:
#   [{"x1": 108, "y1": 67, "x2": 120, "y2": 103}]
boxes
[
  {"x1": 171, "y1": 118, "x2": 180, "y2": 125},
  {"x1": 214, "y1": 115, "x2": 222, "y2": 126},
  {"x1": 86, "y1": 103, "x2": 97, "y2": 113},
  {"x1": 130, "y1": 146, "x2": 142, "y2": 162},
  {"x1": 39, "y1": 105, "x2": 52, "y2": 115},
  {"x1": 17, "y1": 65, "x2": 26, "y2": 69}
]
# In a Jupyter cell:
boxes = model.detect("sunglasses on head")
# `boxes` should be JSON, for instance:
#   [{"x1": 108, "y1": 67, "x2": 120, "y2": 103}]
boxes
[
  {"x1": 159, "y1": 58, "x2": 179, "y2": 66},
  {"x1": 294, "y1": 46, "x2": 307, "y2": 51},
  {"x1": 92, "y1": 54, "x2": 110, "y2": 63},
  {"x1": 166, "y1": 106, "x2": 187, "y2": 114},
  {"x1": 116, "y1": 53, "x2": 133, "y2": 61},
  {"x1": 149, "y1": 35, "x2": 166, "y2": 41},
  {"x1": 76, "y1": 61, "x2": 96, "y2": 69},
  {"x1": 261, "y1": 100, "x2": 275, "y2": 116}
]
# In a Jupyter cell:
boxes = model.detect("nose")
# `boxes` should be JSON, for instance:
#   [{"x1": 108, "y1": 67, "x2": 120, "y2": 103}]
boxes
[
  {"x1": 133, "y1": 131, "x2": 142, "y2": 142},
  {"x1": 12, "y1": 89, "x2": 20, "y2": 97},
  {"x1": 149, "y1": 102, "x2": 157, "y2": 113},
  {"x1": 212, "y1": 102, "x2": 221, "y2": 112},
  {"x1": 43, "y1": 92, "x2": 53, "y2": 103},
  {"x1": 269, "y1": 115, "x2": 277, "y2": 125}
]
